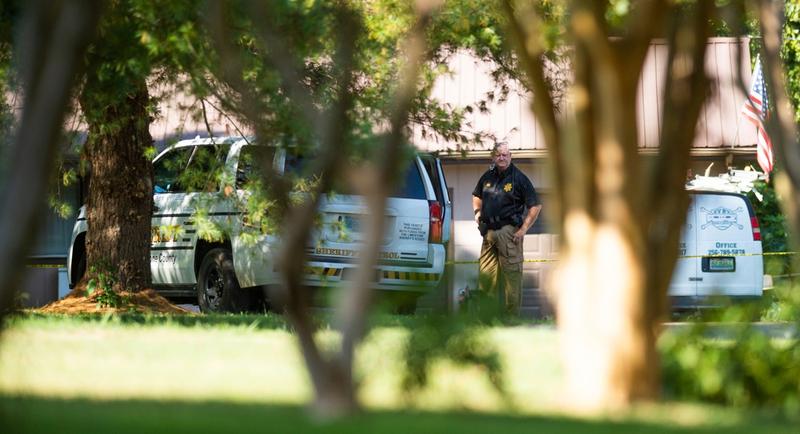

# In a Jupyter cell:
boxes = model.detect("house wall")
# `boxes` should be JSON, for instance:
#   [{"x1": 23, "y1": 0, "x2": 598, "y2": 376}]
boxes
[{"x1": 416, "y1": 38, "x2": 757, "y2": 156}]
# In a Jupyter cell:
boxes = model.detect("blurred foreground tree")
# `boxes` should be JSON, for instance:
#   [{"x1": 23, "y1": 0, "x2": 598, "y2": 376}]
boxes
[
  {"x1": 183, "y1": 0, "x2": 556, "y2": 417},
  {"x1": 203, "y1": 0, "x2": 441, "y2": 417},
  {"x1": 0, "y1": 1, "x2": 99, "y2": 316},
  {"x1": 760, "y1": 1, "x2": 800, "y2": 265},
  {"x1": 504, "y1": 0, "x2": 720, "y2": 411},
  {"x1": 779, "y1": 0, "x2": 800, "y2": 122}
]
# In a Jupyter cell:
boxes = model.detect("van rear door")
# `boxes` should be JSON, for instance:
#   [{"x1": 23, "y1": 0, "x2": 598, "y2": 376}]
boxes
[
  {"x1": 695, "y1": 192, "x2": 763, "y2": 297},
  {"x1": 669, "y1": 195, "x2": 698, "y2": 299}
]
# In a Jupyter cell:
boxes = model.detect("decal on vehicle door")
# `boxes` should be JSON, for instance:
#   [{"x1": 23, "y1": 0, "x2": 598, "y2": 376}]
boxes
[
  {"x1": 700, "y1": 207, "x2": 744, "y2": 230},
  {"x1": 398, "y1": 222, "x2": 426, "y2": 242},
  {"x1": 150, "y1": 253, "x2": 177, "y2": 264}
]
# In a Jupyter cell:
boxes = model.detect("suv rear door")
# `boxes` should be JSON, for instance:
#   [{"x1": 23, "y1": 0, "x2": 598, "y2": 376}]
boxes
[
  {"x1": 312, "y1": 156, "x2": 434, "y2": 269},
  {"x1": 419, "y1": 154, "x2": 451, "y2": 244}
]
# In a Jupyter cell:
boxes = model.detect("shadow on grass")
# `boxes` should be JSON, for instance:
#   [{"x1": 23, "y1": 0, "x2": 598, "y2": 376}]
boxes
[
  {"x1": 8, "y1": 306, "x2": 551, "y2": 332},
  {"x1": 3, "y1": 395, "x2": 796, "y2": 434},
  {"x1": 8, "y1": 311, "x2": 294, "y2": 330}
]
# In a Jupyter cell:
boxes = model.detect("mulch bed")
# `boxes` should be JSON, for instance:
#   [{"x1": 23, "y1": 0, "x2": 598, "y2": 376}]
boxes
[{"x1": 36, "y1": 283, "x2": 191, "y2": 315}]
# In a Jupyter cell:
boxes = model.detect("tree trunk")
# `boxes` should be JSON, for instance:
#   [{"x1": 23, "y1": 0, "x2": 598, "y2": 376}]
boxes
[
  {"x1": 554, "y1": 217, "x2": 659, "y2": 411},
  {"x1": 203, "y1": 2, "x2": 437, "y2": 418},
  {"x1": 504, "y1": 0, "x2": 713, "y2": 412},
  {"x1": 81, "y1": 81, "x2": 153, "y2": 293},
  {"x1": 309, "y1": 364, "x2": 358, "y2": 418},
  {"x1": 757, "y1": 1, "x2": 800, "y2": 262}
]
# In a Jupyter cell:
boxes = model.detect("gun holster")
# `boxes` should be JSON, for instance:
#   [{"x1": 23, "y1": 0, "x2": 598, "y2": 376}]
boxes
[{"x1": 478, "y1": 220, "x2": 488, "y2": 237}]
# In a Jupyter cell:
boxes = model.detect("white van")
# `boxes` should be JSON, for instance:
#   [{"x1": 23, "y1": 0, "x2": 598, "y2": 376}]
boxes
[{"x1": 669, "y1": 191, "x2": 763, "y2": 308}]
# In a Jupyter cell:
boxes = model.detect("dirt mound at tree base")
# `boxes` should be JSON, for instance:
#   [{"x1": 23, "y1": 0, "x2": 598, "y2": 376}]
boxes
[{"x1": 37, "y1": 285, "x2": 191, "y2": 315}]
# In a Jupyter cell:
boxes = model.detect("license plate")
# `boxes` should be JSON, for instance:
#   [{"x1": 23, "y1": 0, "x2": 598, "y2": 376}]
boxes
[
  {"x1": 341, "y1": 268, "x2": 380, "y2": 282},
  {"x1": 705, "y1": 257, "x2": 735, "y2": 272}
]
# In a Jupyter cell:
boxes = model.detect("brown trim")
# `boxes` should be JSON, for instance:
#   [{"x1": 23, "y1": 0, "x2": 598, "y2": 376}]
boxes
[
  {"x1": 649, "y1": 36, "x2": 749, "y2": 44},
  {"x1": 437, "y1": 147, "x2": 757, "y2": 161},
  {"x1": 651, "y1": 147, "x2": 756, "y2": 157}
]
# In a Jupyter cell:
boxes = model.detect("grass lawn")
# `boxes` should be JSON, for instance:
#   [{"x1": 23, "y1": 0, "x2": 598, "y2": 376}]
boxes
[
  {"x1": 0, "y1": 313, "x2": 798, "y2": 433},
  {"x1": 4, "y1": 397, "x2": 799, "y2": 434}
]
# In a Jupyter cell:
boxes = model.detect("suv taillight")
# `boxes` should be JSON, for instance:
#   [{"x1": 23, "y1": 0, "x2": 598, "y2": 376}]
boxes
[
  {"x1": 751, "y1": 216, "x2": 761, "y2": 241},
  {"x1": 429, "y1": 200, "x2": 443, "y2": 243}
]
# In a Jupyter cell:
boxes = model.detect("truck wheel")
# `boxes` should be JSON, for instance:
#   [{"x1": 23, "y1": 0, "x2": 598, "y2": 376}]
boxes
[
  {"x1": 74, "y1": 252, "x2": 86, "y2": 287},
  {"x1": 197, "y1": 248, "x2": 250, "y2": 313}
]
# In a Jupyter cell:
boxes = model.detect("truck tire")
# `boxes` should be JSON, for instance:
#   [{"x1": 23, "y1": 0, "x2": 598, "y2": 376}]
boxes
[
  {"x1": 73, "y1": 252, "x2": 86, "y2": 288},
  {"x1": 197, "y1": 248, "x2": 250, "y2": 313}
]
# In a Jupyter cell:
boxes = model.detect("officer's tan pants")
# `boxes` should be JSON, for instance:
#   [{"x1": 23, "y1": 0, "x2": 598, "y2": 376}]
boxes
[{"x1": 478, "y1": 224, "x2": 523, "y2": 314}]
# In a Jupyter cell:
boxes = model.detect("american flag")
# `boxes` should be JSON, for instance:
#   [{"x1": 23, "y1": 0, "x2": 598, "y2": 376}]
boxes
[{"x1": 741, "y1": 56, "x2": 773, "y2": 175}]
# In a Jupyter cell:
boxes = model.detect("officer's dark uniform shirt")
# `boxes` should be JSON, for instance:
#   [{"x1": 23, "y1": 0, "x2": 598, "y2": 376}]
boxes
[{"x1": 472, "y1": 163, "x2": 540, "y2": 230}]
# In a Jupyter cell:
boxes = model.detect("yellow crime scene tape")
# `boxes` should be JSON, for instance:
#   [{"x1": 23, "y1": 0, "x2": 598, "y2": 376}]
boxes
[
  {"x1": 445, "y1": 251, "x2": 797, "y2": 265},
  {"x1": 24, "y1": 252, "x2": 797, "y2": 268}
]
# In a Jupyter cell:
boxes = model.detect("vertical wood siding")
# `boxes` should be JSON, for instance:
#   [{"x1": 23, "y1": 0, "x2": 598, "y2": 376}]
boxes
[{"x1": 415, "y1": 38, "x2": 757, "y2": 154}]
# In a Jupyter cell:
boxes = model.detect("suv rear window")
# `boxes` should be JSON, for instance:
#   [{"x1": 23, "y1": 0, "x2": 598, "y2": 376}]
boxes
[
  {"x1": 276, "y1": 152, "x2": 427, "y2": 200},
  {"x1": 392, "y1": 161, "x2": 427, "y2": 200}
]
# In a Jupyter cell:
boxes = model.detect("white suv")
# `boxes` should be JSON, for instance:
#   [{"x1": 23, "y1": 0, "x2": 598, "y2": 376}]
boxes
[{"x1": 67, "y1": 137, "x2": 451, "y2": 312}]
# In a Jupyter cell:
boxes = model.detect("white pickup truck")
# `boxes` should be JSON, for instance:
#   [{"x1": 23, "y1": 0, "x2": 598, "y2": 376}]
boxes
[{"x1": 68, "y1": 137, "x2": 452, "y2": 312}]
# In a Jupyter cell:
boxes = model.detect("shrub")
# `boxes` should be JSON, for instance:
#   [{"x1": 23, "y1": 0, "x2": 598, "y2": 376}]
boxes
[
  {"x1": 401, "y1": 306, "x2": 508, "y2": 404},
  {"x1": 762, "y1": 283, "x2": 800, "y2": 322},
  {"x1": 86, "y1": 264, "x2": 130, "y2": 309},
  {"x1": 748, "y1": 180, "x2": 792, "y2": 277},
  {"x1": 660, "y1": 309, "x2": 800, "y2": 412}
]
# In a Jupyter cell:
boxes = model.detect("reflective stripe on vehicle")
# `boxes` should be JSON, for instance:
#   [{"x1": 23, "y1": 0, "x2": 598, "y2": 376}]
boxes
[
  {"x1": 304, "y1": 266, "x2": 343, "y2": 277},
  {"x1": 382, "y1": 271, "x2": 439, "y2": 281}
]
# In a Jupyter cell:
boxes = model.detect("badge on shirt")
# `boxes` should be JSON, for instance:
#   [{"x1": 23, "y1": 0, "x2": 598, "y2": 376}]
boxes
[
  {"x1": 485, "y1": 182, "x2": 491, "y2": 189},
  {"x1": 503, "y1": 183, "x2": 512, "y2": 192}
]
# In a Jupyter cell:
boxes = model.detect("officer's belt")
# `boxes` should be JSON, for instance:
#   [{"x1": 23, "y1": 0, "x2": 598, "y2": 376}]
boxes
[{"x1": 483, "y1": 215, "x2": 519, "y2": 230}]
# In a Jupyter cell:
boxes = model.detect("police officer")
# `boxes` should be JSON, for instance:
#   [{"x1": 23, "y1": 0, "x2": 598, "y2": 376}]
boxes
[{"x1": 472, "y1": 143, "x2": 542, "y2": 314}]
